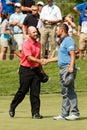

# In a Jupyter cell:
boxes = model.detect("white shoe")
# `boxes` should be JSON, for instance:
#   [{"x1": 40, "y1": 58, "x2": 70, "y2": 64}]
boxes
[
  {"x1": 53, "y1": 115, "x2": 64, "y2": 120},
  {"x1": 65, "y1": 115, "x2": 79, "y2": 120}
]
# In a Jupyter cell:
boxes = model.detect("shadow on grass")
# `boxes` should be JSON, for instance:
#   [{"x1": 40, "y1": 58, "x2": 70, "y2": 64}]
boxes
[
  {"x1": 13, "y1": 115, "x2": 54, "y2": 119},
  {"x1": 14, "y1": 116, "x2": 87, "y2": 120},
  {"x1": 14, "y1": 116, "x2": 31, "y2": 118},
  {"x1": 43, "y1": 115, "x2": 54, "y2": 118},
  {"x1": 78, "y1": 117, "x2": 87, "y2": 120}
]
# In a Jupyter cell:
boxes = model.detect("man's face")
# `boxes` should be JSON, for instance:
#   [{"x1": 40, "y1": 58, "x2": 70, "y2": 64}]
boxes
[
  {"x1": 37, "y1": 5, "x2": 43, "y2": 12},
  {"x1": 47, "y1": 0, "x2": 52, "y2": 2},
  {"x1": 32, "y1": 6, "x2": 38, "y2": 15},
  {"x1": 47, "y1": 0, "x2": 53, "y2": 4},
  {"x1": 29, "y1": 28, "x2": 38, "y2": 41},
  {"x1": 56, "y1": 26, "x2": 62, "y2": 37},
  {"x1": 15, "y1": 6, "x2": 21, "y2": 13}
]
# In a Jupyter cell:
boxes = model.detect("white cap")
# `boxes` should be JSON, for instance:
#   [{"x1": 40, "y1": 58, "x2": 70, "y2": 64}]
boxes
[
  {"x1": 15, "y1": 2, "x2": 21, "y2": 7},
  {"x1": 37, "y1": 1, "x2": 44, "y2": 6}
]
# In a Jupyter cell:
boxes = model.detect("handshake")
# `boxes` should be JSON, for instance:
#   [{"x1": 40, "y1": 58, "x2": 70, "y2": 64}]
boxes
[
  {"x1": 40, "y1": 57, "x2": 58, "y2": 66},
  {"x1": 40, "y1": 58, "x2": 49, "y2": 65}
]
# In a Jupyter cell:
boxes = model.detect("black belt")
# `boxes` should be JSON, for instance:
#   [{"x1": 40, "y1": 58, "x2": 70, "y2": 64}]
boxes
[
  {"x1": 44, "y1": 20, "x2": 56, "y2": 25},
  {"x1": 20, "y1": 65, "x2": 39, "y2": 70}
]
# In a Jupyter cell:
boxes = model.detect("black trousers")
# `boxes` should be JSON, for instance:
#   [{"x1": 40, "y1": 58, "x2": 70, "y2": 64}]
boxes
[{"x1": 10, "y1": 66, "x2": 41, "y2": 116}]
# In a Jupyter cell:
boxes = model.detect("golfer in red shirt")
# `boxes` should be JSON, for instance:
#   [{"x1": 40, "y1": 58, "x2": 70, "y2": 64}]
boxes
[{"x1": 9, "y1": 26, "x2": 45, "y2": 119}]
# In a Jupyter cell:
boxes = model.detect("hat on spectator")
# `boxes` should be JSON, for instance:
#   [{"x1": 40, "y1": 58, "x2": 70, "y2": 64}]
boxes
[
  {"x1": 15, "y1": 3, "x2": 21, "y2": 7},
  {"x1": 37, "y1": 1, "x2": 44, "y2": 6}
]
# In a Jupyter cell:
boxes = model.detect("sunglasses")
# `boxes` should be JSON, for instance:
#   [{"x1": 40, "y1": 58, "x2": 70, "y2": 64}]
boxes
[
  {"x1": 32, "y1": 10, "x2": 37, "y2": 11},
  {"x1": 15, "y1": 6, "x2": 21, "y2": 8}
]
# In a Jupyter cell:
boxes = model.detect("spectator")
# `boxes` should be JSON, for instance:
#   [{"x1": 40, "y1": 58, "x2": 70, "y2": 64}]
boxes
[
  {"x1": 22, "y1": 5, "x2": 39, "y2": 39},
  {"x1": 0, "y1": 12, "x2": 10, "y2": 60},
  {"x1": 36, "y1": 1, "x2": 44, "y2": 38},
  {"x1": 63, "y1": 13, "x2": 77, "y2": 37},
  {"x1": 6, "y1": 0, "x2": 18, "y2": 15},
  {"x1": 37, "y1": 19, "x2": 43, "y2": 34},
  {"x1": 37, "y1": 18, "x2": 51, "y2": 58},
  {"x1": 0, "y1": 0, "x2": 7, "y2": 14},
  {"x1": 9, "y1": 26, "x2": 45, "y2": 119},
  {"x1": 45, "y1": 23, "x2": 80, "y2": 120},
  {"x1": 9, "y1": 2, "x2": 25, "y2": 56},
  {"x1": 37, "y1": 1, "x2": 44, "y2": 15},
  {"x1": 0, "y1": 0, "x2": 18, "y2": 15},
  {"x1": 40, "y1": 0, "x2": 62, "y2": 58},
  {"x1": 36, "y1": 1, "x2": 44, "y2": 34},
  {"x1": 73, "y1": 1, "x2": 87, "y2": 16},
  {"x1": 78, "y1": 5, "x2": 87, "y2": 59},
  {"x1": 21, "y1": 0, "x2": 35, "y2": 15}
]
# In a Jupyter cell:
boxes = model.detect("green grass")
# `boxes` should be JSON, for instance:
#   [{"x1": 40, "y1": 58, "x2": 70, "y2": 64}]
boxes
[
  {"x1": 0, "y1": 58, "x2": 87, "y2": 95},
  {"x1": 0, "y1": 93, "x2": 87, "y2": 130},
  {"x1": 0, "y1": 53, "x2": 87, "y2": 130}
]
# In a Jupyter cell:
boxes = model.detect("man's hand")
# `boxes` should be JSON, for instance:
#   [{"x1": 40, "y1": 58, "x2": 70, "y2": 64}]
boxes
[
  {"x1": 68, "y1": 67, "x2": 74, "y2": 73},
  {"x1": 41, "y1": 59, "x2": 48, "y2": 65}
]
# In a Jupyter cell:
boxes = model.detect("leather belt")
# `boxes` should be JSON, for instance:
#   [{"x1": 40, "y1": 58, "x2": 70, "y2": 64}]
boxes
[{"x1": 20, "y1": 65, "x2": 39, "y2": 70}]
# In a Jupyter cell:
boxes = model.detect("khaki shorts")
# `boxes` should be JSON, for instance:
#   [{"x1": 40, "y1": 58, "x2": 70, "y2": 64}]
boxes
[
  {"x1": 14, "y1": 34, "x2": 24, "y2": 51},
  {"x1": 79, "y1": 33, "x2": 87, "y2": 50},
  {"x1": 0, "y1": 37, "x2": 8, "y2": 47}
]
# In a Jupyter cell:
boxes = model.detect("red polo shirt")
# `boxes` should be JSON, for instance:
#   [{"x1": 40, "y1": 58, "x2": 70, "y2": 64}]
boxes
[{"x1": 20, "y1": 38, "x2": 41, "y2": 67}]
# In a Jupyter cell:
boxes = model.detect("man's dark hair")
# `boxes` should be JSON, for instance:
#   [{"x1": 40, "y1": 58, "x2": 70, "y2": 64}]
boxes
[{"x1": 58, "y1": 23, "x2": 69, "y2": 34}]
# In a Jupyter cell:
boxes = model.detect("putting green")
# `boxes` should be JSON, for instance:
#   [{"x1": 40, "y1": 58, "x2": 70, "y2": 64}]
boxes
[{"x1": 0, "y1": 93, "x2": 87, "y2": 130}]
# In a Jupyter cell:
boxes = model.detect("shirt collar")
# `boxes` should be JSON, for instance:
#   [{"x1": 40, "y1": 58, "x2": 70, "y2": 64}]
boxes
[{"x1": 61, "y1": 35, "x2": 68, "y2": 43}]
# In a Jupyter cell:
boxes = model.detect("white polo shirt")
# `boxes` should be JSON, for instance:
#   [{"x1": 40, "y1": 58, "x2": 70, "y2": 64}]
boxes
[{"x1": 40, "y1": 4, "x2": 62, "y2": 21}]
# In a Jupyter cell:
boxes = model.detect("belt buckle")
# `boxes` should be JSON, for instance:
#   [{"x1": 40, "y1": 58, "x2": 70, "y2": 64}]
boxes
[{"x1": 30, "y1": 67, "x2": 33, "y2": 69}]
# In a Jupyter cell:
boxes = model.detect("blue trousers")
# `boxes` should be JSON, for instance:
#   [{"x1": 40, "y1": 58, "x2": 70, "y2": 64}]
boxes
[{"x1": 60, "y1": 65, "x2": 80, "y2": 117}]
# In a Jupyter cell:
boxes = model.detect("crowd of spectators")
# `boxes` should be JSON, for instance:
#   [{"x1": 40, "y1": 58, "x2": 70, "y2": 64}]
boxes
[{"x1": 0, "y1": 0, "x2": 87, "y2": 60}]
